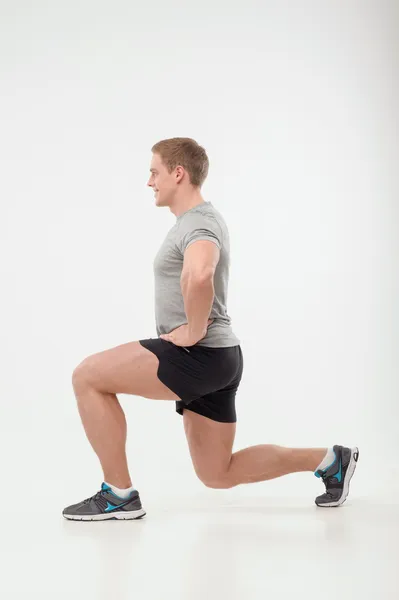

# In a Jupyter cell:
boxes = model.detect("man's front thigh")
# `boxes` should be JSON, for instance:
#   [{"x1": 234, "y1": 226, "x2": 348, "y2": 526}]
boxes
[{"x1": 72, "y1": 340, "x2": 180, "y2": 401}]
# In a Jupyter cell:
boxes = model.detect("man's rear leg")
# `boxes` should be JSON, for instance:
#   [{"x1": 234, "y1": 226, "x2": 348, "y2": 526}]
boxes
[{"x1": 182, "y1": 410, "x2": 327, "y2": 488}]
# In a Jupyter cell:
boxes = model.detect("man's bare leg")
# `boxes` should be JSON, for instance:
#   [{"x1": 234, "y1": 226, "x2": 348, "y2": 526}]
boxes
[
  {"x1": 72, "y1": 341, "x2": 180, "y2": 488},
  {"x1": 72, "y1": 382, "x2": 133, "y2": 488},
  {"x1": 226, "y1": 444, "x2": 326, "y2": 486},
  {"x1": 183, "y1": 410, "x2": 326, "y2": 488}
]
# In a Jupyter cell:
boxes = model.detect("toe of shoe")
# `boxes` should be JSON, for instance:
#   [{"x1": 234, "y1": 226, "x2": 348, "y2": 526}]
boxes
[
  {"x1": 315, "y1": 491, "x2": 342, "y2": 506},
  {"x1": 315, "y1": 494, "x2": 328, "y2": 506},
  {"x1": 62, "y1": 501, "x2": 86, "y2": 517}
]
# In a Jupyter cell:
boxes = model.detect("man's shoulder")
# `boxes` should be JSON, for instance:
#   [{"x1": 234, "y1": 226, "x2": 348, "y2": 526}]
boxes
[
  {"x1": 180, "y1": 203, "x2": 226, "y2": 227},
  {"x1": 177, "y1": 211, "x2": 225, "y2": 240}
]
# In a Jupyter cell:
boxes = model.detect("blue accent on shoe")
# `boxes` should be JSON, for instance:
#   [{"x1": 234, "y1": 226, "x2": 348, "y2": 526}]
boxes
[
  {"x1": 314, "y1": 451, "x2": 337, "y2": 478},
  {"x1": 104, "y1": 499, "x2": 131, "y2": 513},
  {"x1": 101, "y1": 482, "x2": 135, "y2": 500},
  {"x1": 314, "y1": 455, "x2": 343, "y2": 483},
  {"x1": 334, "y1": 459, "x2": 342, "y2": 482}
]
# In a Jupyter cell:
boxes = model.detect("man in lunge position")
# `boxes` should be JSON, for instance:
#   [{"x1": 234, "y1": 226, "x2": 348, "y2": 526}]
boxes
[{"x1": 63, "y1": 137, "x2": 359, "y2": 521}]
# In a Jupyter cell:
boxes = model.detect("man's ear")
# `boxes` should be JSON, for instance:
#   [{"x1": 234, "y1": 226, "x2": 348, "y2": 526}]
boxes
[{"x1": 175, "y1": 165, "x2": 185, "y2": 183}]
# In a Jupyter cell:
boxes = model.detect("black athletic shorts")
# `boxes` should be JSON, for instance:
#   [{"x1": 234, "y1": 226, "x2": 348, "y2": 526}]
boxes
[{"x1": 139, "y1": 338, "x2": 243, "y2": 423}]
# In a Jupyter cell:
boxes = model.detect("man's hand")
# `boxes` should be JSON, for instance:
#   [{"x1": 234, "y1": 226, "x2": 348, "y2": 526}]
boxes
[{"x1": 160, "y1": 319, "x2": 214, "y2": 347}]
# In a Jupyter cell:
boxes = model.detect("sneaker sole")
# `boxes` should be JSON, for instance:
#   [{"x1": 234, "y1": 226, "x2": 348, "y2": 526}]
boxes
[
  {"x1": 63, "y1": 508, "x2": 146, "y2": 521},
  {"x1": 316, "y1": 446, "x2": 359, "y2": 508}
]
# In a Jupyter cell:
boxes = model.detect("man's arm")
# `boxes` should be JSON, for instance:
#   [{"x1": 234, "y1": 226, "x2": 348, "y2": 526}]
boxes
[{"x1": 181, "y1": 240, "x2": 220, "y2": 341}]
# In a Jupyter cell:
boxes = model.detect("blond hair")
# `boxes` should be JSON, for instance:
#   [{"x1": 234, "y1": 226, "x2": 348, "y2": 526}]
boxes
[{"x1": 151, "y1": 137, "x2": 209, "y2": 188}]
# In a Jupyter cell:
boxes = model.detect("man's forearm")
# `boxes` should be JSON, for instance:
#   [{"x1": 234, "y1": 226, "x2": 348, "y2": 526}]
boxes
[{"x1": 181, "y1": 273, "x2": 214, "y2": 340}]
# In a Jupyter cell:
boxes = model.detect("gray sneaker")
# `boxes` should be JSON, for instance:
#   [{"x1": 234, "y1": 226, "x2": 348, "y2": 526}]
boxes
[
  {"x1": 63, "y1": 483, "x2": 146, "y2": 521},
  {"x1": 314, "y1": 445, "x2": 359, "y2": 507}
]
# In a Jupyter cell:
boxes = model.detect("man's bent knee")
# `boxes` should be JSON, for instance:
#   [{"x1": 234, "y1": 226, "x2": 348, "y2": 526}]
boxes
[
  {"x1": 198, "y1": 473, "x2": 233, "y2": 490},
  {"x1": 72, "y1": 358, "x2": 96, "y2": 391}
]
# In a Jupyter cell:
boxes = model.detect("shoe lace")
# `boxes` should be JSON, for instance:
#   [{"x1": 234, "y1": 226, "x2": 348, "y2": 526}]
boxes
[
  {"x1": 82, "y1": 490, "x2": 105, "y2": 505},
  {"x1": 321, "y1": 473, "x2": 340, "y2": 497}
]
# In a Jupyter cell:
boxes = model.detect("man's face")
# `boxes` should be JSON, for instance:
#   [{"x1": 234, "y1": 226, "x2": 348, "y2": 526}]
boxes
[{"x1": 147, "y1": 153, "x2": 177, "y2": 207}]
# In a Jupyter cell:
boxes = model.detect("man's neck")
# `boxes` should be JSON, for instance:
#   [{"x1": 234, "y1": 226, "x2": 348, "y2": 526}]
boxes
[{"x1": 171, "y1": 195, "x2": 206, "y2": 218}]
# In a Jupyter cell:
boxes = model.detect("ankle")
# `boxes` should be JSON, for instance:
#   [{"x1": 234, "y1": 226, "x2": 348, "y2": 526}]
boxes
[
  {"x1": 104, "y1": 480, "x2": 135, "y2": 499},
  {"x1": 103, "y1": 477, "x2": 132, "y2": 489},
  {"x1": 312, "y1": 449, "x2": 329, "y2": 471},
  {"x1": 286, "y1": 448, "x2": 327, "y2": 472}
]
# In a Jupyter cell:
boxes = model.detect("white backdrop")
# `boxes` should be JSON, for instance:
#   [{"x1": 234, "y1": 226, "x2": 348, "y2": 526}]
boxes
[{"x1": 1, "y1": 0, "x2": 398, "y2": 508}]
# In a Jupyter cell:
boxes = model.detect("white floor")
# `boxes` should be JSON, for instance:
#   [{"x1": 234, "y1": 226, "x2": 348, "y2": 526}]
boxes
[{"x1": 3, "y1": 491, "x2": 398, "y2": 600}]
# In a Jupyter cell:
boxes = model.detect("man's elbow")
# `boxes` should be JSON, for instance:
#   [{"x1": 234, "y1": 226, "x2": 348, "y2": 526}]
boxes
[{"x1": 183, "y1": 268, "x2": 215, "y2": 286}]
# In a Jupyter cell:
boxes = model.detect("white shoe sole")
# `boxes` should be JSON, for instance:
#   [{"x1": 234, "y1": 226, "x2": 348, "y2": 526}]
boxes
[
  {"x1": 316, "y1": 446, "x2": 359, "y2": 508},
  {"x1": 63, "y1": 508, "x2": 146, "y2": 521}
]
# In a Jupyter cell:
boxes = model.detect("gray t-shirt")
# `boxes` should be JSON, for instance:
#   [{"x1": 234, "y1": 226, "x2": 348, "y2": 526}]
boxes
[{"x1": 153, "y1": 201, "x2": 240, "y2": 347}]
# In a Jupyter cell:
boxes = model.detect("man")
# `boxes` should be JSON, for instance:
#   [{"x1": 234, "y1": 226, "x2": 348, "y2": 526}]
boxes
[{"x1": 63, "y1": 137, "x2": 359, "y2": 521}]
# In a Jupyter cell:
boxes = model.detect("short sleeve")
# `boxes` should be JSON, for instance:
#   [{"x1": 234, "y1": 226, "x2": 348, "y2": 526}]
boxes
[{"x1": 176, "y1": 214, "x2": 222, "y2": 254}]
